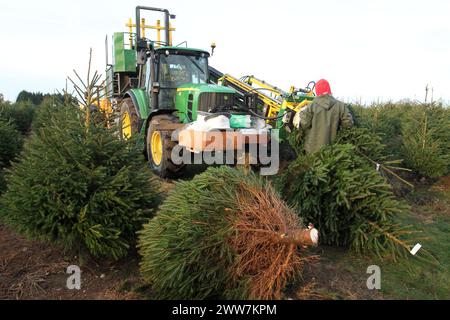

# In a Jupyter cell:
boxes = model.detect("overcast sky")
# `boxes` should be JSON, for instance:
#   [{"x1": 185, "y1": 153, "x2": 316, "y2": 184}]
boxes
[{"x1": 0, "y1": 0, "x2": 449, "y2": 103}]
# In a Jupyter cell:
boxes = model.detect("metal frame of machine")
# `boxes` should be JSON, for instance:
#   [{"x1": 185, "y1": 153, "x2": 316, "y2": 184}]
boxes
[{"x1": 104, "y1": 6, "x2": 274, "y2": 178}]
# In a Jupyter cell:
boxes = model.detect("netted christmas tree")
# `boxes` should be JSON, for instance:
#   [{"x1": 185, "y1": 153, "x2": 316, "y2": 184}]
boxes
[
  {"x1": 278, "y1": 142, "x2": 416, "y2": 258},
  {"x1": 138, "y1": 166, "x2": 318, "y2": 300},
  {"x1": 0, "y1": 102, "x2": 161, "y2": 260}
]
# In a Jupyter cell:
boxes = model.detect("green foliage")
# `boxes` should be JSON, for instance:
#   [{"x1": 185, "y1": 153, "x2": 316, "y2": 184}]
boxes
[
  {"x1": 347, "y1": 102, "x2": 450, "y2": 178},
  {"x1": 400, "y1": 105, "x2": 450, "y2": 178},
  {"x1": 287, "y1": 128, "x2": 305, "y2": 156},
  {"x1": 380, "y1": 212, "x2": 450, "y2": 299},
  {"x1": 138, "y1": 167, "x2": 247, "y2": 299},
  {"x1": 0, "y1": 101, "x2": 35, "y2": 135},
  {"x1": 288, "y1": 120, "x2": 390, "y2": 164},
  {"x1": 16, "y1": 90, "x2": 64, "y2": 106},
  {"x1": 31, "y1": 97, "x2": 64, "y2": 131},
  {"x1": 0, "y1": 93, "x2": 7, "y2": 104},
  {"x1": 348, "y1": 103, "x2": 407, "y2": 158},
  {"x1": 401, "y1": 112, "x2": 448, "y2": 178},
  {"x1": 278, "y1": 143, "x2": 413, "y2": 258},
  {"x1": 138, "y1": 166, "x2": 300, "y2": 300},
  {"x1": 336, "y1": 126, "x2": 387, "y2": 163},
  {"x1": 0, "y1": 105, "x2": 160, "y2": 260},
  {"x1": 0, "y1": 118, "x2": 24, "y2": 194},
  {"x1": 425, "y1": 104, "x2": 450, "y2": 161},
  {"x1": 0, "y1": 119, "x2": 23, "y2": 168},
  {"x1": 0, "y1": 169, "x2": 6, "y2": 194}
]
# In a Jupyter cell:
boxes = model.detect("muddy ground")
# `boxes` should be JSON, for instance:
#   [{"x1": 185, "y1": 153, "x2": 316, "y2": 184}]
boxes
[
  {"x1": 1, "y1": 175, "x2": 448, "y2": 300},
  {"x1": 0, "y1": 224, "x2": 383, "y2": 300}
]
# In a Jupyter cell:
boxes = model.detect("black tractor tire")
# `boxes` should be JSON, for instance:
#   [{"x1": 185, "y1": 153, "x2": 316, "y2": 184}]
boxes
[
  {"x1": 146, "y1": 114, "x2": 186, "y2": 178},
  {"x1": 119, "y1": 98, "x2": 140, "y2": 140}
]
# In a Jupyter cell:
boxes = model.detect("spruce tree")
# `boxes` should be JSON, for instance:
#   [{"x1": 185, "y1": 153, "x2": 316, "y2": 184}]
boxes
[
  {"x1": 278, "y1": 143, "x2": 414, "y2": 258},
  {"x1": 401, "y1": 105, "x2": 450, "y2": 178},
  {"x1": 0, "y1": 105, "x2": 161, "y2": 260},
  {"x1": 0, "y1": 119, "x2": 23, "y2": 168},
  {"x1": 0, "y1": 101, "x2": 35, "y2": 135},
  {"x1": 0, "y1": 119, "x2": 23, "y2": 193}
]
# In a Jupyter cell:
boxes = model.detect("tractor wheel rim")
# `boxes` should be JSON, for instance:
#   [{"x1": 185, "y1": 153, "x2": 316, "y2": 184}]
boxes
[
  {"x1": 151, "y1": 131, "x2": 163, "y2": 166},
  {"x1": 122, "y1": 112, "x2": 132, "y2": 139}
]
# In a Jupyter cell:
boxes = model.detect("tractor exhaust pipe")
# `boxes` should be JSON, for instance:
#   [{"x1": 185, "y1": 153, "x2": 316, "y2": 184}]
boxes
[{"x1": 135, "y1": 6, "x2": 174, "y2": 45}]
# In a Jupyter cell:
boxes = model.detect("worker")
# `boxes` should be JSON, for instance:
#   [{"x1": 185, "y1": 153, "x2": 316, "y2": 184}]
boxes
[{"x1": 293, "y1": 79, "x2": 353, "y2": 154}]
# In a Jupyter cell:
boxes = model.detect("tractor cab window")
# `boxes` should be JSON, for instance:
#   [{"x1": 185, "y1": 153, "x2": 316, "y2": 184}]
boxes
[{"x1": 158, "y1": 53, "x2": 208, "y2": 108}]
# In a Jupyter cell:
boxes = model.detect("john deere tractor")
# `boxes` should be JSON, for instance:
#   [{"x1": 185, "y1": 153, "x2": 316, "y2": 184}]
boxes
[{"x1": 106, "y1": 6, "x2": 253, "y2": 177}]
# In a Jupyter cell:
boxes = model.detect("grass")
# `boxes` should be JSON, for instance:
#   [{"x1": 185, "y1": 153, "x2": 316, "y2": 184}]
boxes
[
  {"x1": 379, "y1": 189, "x2": 450, "y2": 299},
  {"x1": 296, "y1": 181, "x2": 450, "y2": 300}
]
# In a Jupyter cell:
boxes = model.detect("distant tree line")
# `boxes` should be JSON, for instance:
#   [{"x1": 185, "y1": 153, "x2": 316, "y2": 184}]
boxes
[
  {"x1": 1, "y1": 90, "x2": 70, "y2": 192},
  {"x1": 16, "y1": 90, "x2": 64, "y2": 105}
]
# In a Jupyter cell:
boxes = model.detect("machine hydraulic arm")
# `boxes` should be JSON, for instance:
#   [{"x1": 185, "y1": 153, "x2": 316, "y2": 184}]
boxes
[{"x1": 215, "y1": 72, "x2": 315, "y2": 121}]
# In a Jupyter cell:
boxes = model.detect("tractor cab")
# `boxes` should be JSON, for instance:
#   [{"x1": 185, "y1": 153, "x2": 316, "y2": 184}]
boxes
[
  {"x1": 147, "y1": 47, "x2": 236, "y2": 123},
  {"x1": 150, "y1": 47, "x2": 210, "y2": 110},
  {"x1": 106, "y1": 6, "x2": 269, "y2": 178}
]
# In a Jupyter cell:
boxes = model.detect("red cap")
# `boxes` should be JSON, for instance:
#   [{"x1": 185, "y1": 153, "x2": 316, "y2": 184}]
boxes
[{"x1": 315, "y1": 79, "x2": 332, "y2": 96}]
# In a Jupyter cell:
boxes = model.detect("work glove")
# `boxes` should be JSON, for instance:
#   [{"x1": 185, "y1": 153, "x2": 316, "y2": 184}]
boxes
[
  {"x1": 292, "y1": 111, "x2": 301, "y2": 129},
  {"x1": 282, "y1": 111, "x2": 291, "y2": 124}
]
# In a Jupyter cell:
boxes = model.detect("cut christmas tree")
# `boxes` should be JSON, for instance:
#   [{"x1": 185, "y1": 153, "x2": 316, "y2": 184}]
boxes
[
  {"x1": 138, "y1": 166, "x2": 318, "y2": 300},
  {"x1": 278, "y1": 143, "x2": 417, "y2": 259}
]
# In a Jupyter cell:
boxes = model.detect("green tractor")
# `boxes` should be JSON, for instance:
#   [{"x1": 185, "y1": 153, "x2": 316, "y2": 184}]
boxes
[{"x1": 106, "y1": 6, "x2": 269, "y2": 178}]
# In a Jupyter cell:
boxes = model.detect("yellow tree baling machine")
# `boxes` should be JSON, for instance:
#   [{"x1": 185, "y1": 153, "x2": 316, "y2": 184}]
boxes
[{"x1": 208, "y1": 67, "x2": 316, "y2": 141}]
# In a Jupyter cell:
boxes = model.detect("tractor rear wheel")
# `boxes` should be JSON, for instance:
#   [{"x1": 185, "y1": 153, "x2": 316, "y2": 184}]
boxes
[
  {"x1": 119, "y1": 98, "x2": 139, "y2": 140},
  {"x1": 146, "y1": 114, "x2": 185, "y2": 178}
]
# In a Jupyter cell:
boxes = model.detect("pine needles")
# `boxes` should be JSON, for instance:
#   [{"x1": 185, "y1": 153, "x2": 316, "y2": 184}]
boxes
[
  {"x1": 0, "y1": 119, "x2": 23, "y2": 193},
  {"x1": 138, "y1": 166, "x2": 316, "y2": 299},
  {"x1": 278, "y1": 143, "x2": 417, "y2": 259},
  {"x1": 350, "y1": 102, "x2": 450, "y2": 178},
  {"x1": 0, "y1": 104, "x2": 161, "y2": 260}
]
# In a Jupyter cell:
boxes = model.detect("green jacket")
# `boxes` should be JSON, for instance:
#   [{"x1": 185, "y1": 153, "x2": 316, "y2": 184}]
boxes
[{"x1": 299, "y1": 94, "x2": 353, "y2": 154}]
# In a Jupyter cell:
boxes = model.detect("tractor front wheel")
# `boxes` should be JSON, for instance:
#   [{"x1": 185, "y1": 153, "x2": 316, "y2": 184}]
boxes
[{"x1": 146, "y1": 115, "x2": 185, "y2": 178}]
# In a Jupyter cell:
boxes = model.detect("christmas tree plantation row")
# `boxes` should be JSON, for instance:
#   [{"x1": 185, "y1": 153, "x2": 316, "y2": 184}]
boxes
[
  {"x1": 0, "y1": 104, "x2": 318, "y2": 299},
  {"x1": 0, "y1": 100, "x2": 434, "y2": 299}
]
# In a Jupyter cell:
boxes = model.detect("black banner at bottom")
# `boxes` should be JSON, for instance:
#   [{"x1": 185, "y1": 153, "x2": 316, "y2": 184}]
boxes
[{"x1": 0, "y1": 300, "x2": 440, "y2": 319}]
